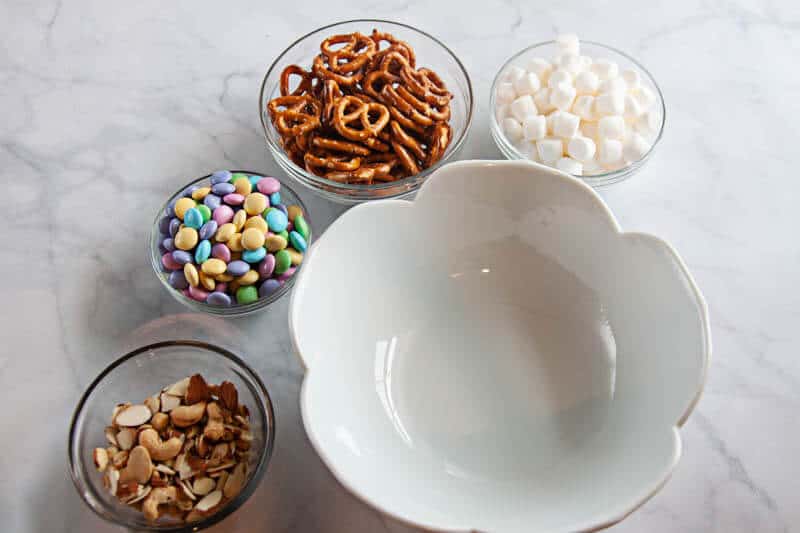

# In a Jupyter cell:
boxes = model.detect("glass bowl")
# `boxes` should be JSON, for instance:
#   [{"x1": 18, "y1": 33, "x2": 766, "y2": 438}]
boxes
[
  {"x1": 68, "y1": 340, "x2": 275, "y2": 531},
  {"x1": 259, "y1": 19, "x2": 474, "y2": 204},
  {"x1": 150, "y1": 171, "x2": 311, "y2": 317},
  {"x1": 490, "y1": 40, "x2": 666, "y2": 187}
]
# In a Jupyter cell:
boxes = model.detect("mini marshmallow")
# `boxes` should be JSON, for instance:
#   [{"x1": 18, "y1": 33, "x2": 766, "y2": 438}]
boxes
[
  {"x1": 556, "y1": 53, "x2": 583, "y2": 75},
  {"x1": 502, "y1": 117, "x2": 523, "y2": 142},
  {"x1": 510, "y1": 95, "x2": 538, "y2": 122},
  {"x1": 513, "y1": 72, "x2": 541, "y2": 96},
  {"x1": 567, "y1": 136, "x2": 597, "y2": 162},
  {"x1": 547, "y1": 68, "x2": 572, "y2": 89},
  {"x1": 597, "y1": 138, "x2": 623, "y2": 167},
  {"x1": 526, "y1": 57, "x2": 552, "y2": 83},
  {"x1": 579, "y1": 55, "x2": 593, "y2": 69},
  {"x1": 582, "y1": 158, "x2": 602, "y2": 175},
  {"x1": 495, "y1": 104, "x2": 509, "y2": 122},
  {"x1": 580, "y1": 121, "x2": 599, "y2": 140},
  {"x1": 594, "y1": 92, "x2": 625, "y2": 116},
  {"x1": 572, "y1": 95, "x2": 595, "y2": 121},
  {"x1": 517, "y1": 141, "x2": 540, "y2": 161},
  {"x1": 574, "y1": 70, "x2": 599, "y2": 95},
  {"x1": 556, "y1": 33, "x2": 580, "y2": 55},
  {"x1": 591, "y1": 59, "x2": 619, "y2": 81},
  {"x1": 623, "y1": 132, "x2": 651, "y2": 162},
  {"x1": 621, "y1": 69, "x2": 640, "y2": 90},
  {"x1": 504, "y1": 65, "x2": 526, "y2": 83},
  {"x1": 550, "y1": 82, "x2": 576, "y2": 110},
  {"x1": 632, "y1": 86, "x2": 656, "y2": 109},
  {"x1": 598, "y1": 77, "x2": 627, "y2": 95},
  {"x1": 496, "y1": 82, "x2": 516, "y2": 104},
  {"x1": 534, "y1": 88, "x2": 556, "y2": 113},
  {"x1": 552, "y1": 111, "x2": 580, "y2": 139},
  {"x1": 536, "y1": 137, "x2": 564, "y2": 163},
  {"x1": 635, "y1": 110, "x2": 660, "y2": 135},
  {"x1": 556, "y1": 157, "x2": 583, "y2": 175},
  {"x1": 598, "y1": 115, "x2": 626, "y2": 140},
  {"x1": 623, "y1": 94, "x2": 643, "y2": 122},
  {"x1": 522, "y1": 115, "x2": 547, "y2": 141}
]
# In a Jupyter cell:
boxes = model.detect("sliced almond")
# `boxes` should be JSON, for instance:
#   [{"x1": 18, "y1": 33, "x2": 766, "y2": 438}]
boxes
[
  {"x1": 164, "y1": 377, "x2": 190, "y2": 397},
  {"x1": 205, "y1": 461, "x2": 235, "y2": 474},
  {"x1": 116, "y1": 428, "x2": 137, "y2": 451},
  {"x1": 127, "y1": 445, "x2": 153, "y2": 484},
  {"x1": 93, "y1": 448, "x2": 109, "y2": 472},
  {"x1": 126, "y1": 484, "x2": 151, "y2": 505},
  {"x1": 111, "y1": 403, "x2": 131, "y2": 425},
  {"x1": 160, "y1": 393, "x2": 182, "y2": 413},
  {"x1": 144, "y1": 394, "x2": 160, "y2": 415},
  {"x1": 194, "y1": 489, "x2": 222, "y2": 512},
  {"x1": 179, "y1": 479, "x2": 196, "y2": 500},
  {"x1": 111, "y1": 450, "x2": 129, "y2": 469},
  {"x1": 223, "y1": 462, "x2": 246, "y2": 498},
  {"x1": 154, "y1": 464, "x2": 176, "y2": 475},
  {"x1": 234, "y1": 415, "x2": 250, "y2": 427},
  {"x1": 105, "y1": 468, "x2": 120, "y2": 496},
  {"x1": 104, "y1": 427, "x2": 119, "y2": 447},
  {"x1": 106, "y1": 445, "x2": 119, "y2": 457},
  {"x1": 210, "y1": 443, "x2": 229, "y2": 465},
  {"x1": 115, "y1": 404, "x2": 152, "y2": 427},
  {"x1": 192, "y1": 477, "x2": 215, "y2": 496},
  {"x1": 214, "y1": 470, "x2": 229, "y2": 488},
  {"x1": 175, "y1": 453, "x2": 194, "y2": 480}
]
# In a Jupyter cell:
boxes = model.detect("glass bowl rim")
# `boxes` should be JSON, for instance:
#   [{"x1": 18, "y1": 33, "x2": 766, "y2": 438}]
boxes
[
  {"x1": 67, "y1": 339, "x2": 276, "y2": 532},
  {"x1": 258, "y1": 18, "x2": 475, "y2": 193},
  {"x1": 149, "y1": 170, "x2": 311, "y2": 316},
  {"x1": 489, "y1": 39, "x2": 666, "y2": 185}
]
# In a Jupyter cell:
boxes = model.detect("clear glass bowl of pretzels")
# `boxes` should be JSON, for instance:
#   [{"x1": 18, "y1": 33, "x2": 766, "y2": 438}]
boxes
[{"x1": 259, "y1": 20, "x2": 474, "y2": 203}]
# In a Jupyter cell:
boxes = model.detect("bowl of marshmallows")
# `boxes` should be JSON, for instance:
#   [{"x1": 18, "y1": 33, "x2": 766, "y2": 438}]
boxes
[{"x1": 491, "y1": 34, "x2": 665, "y2": 186}]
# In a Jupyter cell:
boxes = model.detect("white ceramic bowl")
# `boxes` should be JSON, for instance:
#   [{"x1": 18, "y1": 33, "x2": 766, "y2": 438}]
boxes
[{"x1": 289, "y1": 160, "x2": 710, "y2": 532}]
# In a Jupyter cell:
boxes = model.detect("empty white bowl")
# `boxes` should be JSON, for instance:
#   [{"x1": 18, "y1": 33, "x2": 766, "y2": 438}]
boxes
[{"x1": 289, "y1": 160, "x2": 710, "y2": 532}]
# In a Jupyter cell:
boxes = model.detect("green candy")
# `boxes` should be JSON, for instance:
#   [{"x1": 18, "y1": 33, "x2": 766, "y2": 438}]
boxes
[
  {"x1": 262, "y1": 207, "x2": 275, "y2": 218},
  {"x1": 197, "y1": 204, "x2": 211, "y2": 223},
  {"x1": 294, "y1": 215, "x2": 309, "y2": 240},
  {"x1": 278, "y1": 230, "x2": 289, "y2": 241},
  {"x1": 274, "y1": 249, "x2": 291, "y2": 275},
  {"x1": 236, "y1": 285, "x2": 258, "y2": 304},
  {"x1": 231, "y1": 172, "x2": 247, "y2": 183}
]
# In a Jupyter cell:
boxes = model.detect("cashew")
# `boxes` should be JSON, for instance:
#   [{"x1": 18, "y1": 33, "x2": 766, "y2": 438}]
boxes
[
  {"x1": 151, "y1": 412, "x2": 169, "y2": 432},
  {"x1": 142, "y1": 486, "x2": 177, "y2": 521},
  {"x1": 138, "y1": 428, "x2": 182, "y2": 461},
  {"x1": 203, "y1": 402, "x2": 225, "y2": 441},
  {"x1": 170, "y1": 401, "x2": 206, "y2": 428}
]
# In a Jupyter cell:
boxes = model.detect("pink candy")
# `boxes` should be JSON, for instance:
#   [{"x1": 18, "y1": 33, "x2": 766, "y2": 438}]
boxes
[
  {"x1": 223, "y1": 193, "x2": 245, "y2": 205},
  {"x1": 211, "y1": 243, "x2": 231, "y2": 263},
  {"x1": 215, "y1": 283, "x2": 228, "y2": 293},
  {"x1": 256, "y1": 177, "x2": 280, "y2": 195},
  {"x1": 188, "y1": 285, "x2": 209, "y2": 302},
  {"x1": 277, "y1": 266, "x2": 296, "y2": 282},
  {"x1": 212, "y1": 205, "x2": 234, "y2": 225},
  {"x1": 161, "y1": 253, "x2": 182, "y2": 271}
]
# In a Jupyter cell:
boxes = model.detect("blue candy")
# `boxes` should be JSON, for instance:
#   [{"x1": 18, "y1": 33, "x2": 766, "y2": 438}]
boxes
[
  {"x1": 226, "y1": 260, "x2": 250, "y2": 277},
  {"x1": 168, "y1": 270, "x2": 189, "y2": 290},
  {"x1": 211, "y1": 182, "x2": 235, "y2": 195},
  {"x1": 242, "y1": 247, "x2": 266, "y2": 263},
  {"x1": 168, "y1": 218, "x2": 181, "y2": 237},
  {"x1": 269, "y1": 191, "x2": 281, "y2": 206},
  {"x1": 195, "y1": 239, "x2": 211, "y2": 263},
  {"x1": 248, "y1": 175, "x2": 262, "y2": 187},
  {"x1": 289, "y1": 231, "x2": 307, "y2": 252},
  {"x1": 203, "y1": 193, "x2": 222, "y2": 210},
  {"x1": 210, "y1": 170, "x2": 232, "y2": 184},
  {"x1": 259, "y1": 279, "x2": 281, "y2": 298},
  {"x1": 266, "y1": 209, "x2": 288, "y2": 233},
  {"x1": 198, "y1": 220, "x2": 218, "y2": 241},
  {"x1": 275, "y1": 203, "x2": 288, "y2": 216},
  {"x1": 183, "y1": 207, "x2": 203, "y2": 229},
  {"x1": 206, "y1": 291, "x2": 232, "y2": 306},
  {"x1": 171, "y1": 250, "x2": 193, "y2": 265}
]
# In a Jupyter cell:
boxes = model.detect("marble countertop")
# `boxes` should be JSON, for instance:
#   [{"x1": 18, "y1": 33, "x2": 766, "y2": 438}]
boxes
[{"x1": 2, "y1": 1, "x2": 797, "y2": 531}]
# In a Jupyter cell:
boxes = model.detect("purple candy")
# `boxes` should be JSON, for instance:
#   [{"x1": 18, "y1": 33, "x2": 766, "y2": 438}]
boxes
[
  {"x1": 215, "y1": 282, "x2": 228, "y2": 293},
  {"x1": 259, "y1": 279, "x2": 281, "y2": 297},
  {"x1": 210, "y1": 170, "x2": 232, "y2": 184},
  {"x1": 206, "y1": 292, "x2": 232, "y2": 306},
  {"x1": 162, "y1": 237, "x2": 175, "y2": 252},
  {"x1": 211, "y1": 243, "x2": 231, "y2": 263},
  {"x1": 211, "y1": 182, "x2": 235, "y2": 195},
  {"x1": 258, "y1": 254, "x2": 276, "y2": 279},
  {"x1": 275, "y1": 204, "x2": 288, "y2": 216},
  {"x1": 227, "y1": 260, "x2": 250, "y2": 277},
  {"x1": 204, "y1": 193, "x2": 222, "y2": 210},
  {"x1": 168, "y1": 270, "x2": 189, "y2": 290},
  {"x1": 166, "y1": 198, "x2": 177, "y2": 216},
  {"x1": 286, "y1": 222, "x2": 294, "y2": 232},
  {"x1": 223, "y1": 193, "x2": 245, "y2": 205},
  {"x1": 182, "y1": 289, "x2": 191, "y2": 297},
  {"x1": 158, "y1": 242, "x2": 168, "y2": 255},
  {"x1": 168, "y1": 218, "x2": 181, "y2": 237},
  {"x1": 158, "y1": 216, "x2": 171, "y2": 235},
  {"x1": 183, "y1": 185, "x2": 199, "y2": 197},
  {"x1": 257, "y1": 177, "x2": 281, "y2": 195},
  {"x1": 188, "y1": 285, "x2": 209, "y2": 302},
  {"x1": 171, "y1": 250, "x2": 193, "y2": 265},
  {"x1": 161, "y1": 253, "x2": 182, "y2": 271},
  {"x1": 277, "y1": 266, "x2": 296, "y2": 282},
  {"x1": 213, "y1": 205, "x2": 234, "y2": 225},
  {"x1": 199, "y1": 220, "x2": 218, "y2": 240}
]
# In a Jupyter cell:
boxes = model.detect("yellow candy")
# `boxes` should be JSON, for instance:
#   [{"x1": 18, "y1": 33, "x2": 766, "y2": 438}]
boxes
[
  {"x1": 215, "y1": 272, "x2": 234, "y2": 282},
  {"x1": 199, "y1": 271, "x2": 216, "y2": 291},
  {"x1": 244, "y1": 216, "x2": 268, "y2": 233},
  {"x1": 183, "y1": 263, "x2": 199, "y2": 287},
  {"x1": 233, "y1": 177, "x2": 252, "y2": 196},
  {"x1": 191, "y1": 187, "x2": 211, "y2": 201},
  {"x1": 227, "y1": 233, "x2": 244, "y2": 252},
  {"x1": 288, "y1": 248, "x2": 304, "y2": 265},
  {"x1": 265, "y1": 234, "x2": 287, "y2": 252},
  {"x1": 236, "y1": 270, "x2": 259, "y2": 285},
  {"x1": 233, "y1": 209, "x2": 247, "y2": 231},
  {"x1": 243, "y1": 193, "x2": 268, "y2": 216},
  {"x1": 201, "y1": 258, "x2": 227, "y2": 276},
  {"x1": 242, "y1": 228, "x2": 266, "y2": 250},
  {"x1": 174, "y1": 227, "x2": 198, "y2": 250},
  {"x1": 215, "y1": 223, "x2": 236, "y2": 242},
  {"x1": 287, "y1": 205, "x2": 303, "y2": 222},
  {"x1": 174, "y1": 197, "x2": 196, "y2": 220}
]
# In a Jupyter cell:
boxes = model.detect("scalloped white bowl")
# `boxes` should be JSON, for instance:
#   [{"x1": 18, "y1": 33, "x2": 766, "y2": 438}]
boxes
[{"x1": 289, "y1": 160, "x2": 710, "y2": 532}]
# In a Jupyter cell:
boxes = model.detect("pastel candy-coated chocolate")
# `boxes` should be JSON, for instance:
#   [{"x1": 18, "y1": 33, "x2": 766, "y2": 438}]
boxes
[
  {"x1": 275, "y1": 203, "x2": 288, "y2": 217},
  {"x1": 232, "y1": 209, "x2": 247, "y2": 231},
  {"x1": 259, "y1": 279, "x2": 280, "y2": 297},
  {"x1": 183, "y1": 263, "x2": 199, "y2": 286},
  {"x1": 197, "y1": 204, "x2": 211, "y2": 223},
  {"x1": 213, "y1": 205, "x2": 234, "y2": 225},
  {"x1": 201, "y1": 258, "x2": 227, "y2": 276},
  {"x1": 207, "y1": 291, "x2": 232, "y2": 306},
  {"x1": 256, "y1": 177, "x2": 280, "y2": 195},
  {"x1": 158, "y1": 216, "x2": 171, "y2": 235},
  {"x1": 215, "y1": 282, "x2": 228, "y2": 293},
  {"x1": 287, "y1": 205, "x2": 303, "y2": 222},
  {"x1": 174, "y1": 197, "x2": 195, "y2": 220},
  {"x1": 270, "y1": 191, "x2": 281, "y2": 206},
  {"x1": 235, "y1": 285, "x2": 258, "y2": 305},
  {"x1": 277, "y1": 266, "x2": 296, "y2": 282},
  {"x1": 210, "y1": 170, "x2": 232, "y2": 184},
  {"x1": 242, "y1": 247, "x2": 266, "y2": 264},
  {"x1": 168, "y1": 270, "x2": 189, "y2": 290},
  {"x1": 242, "y1": 227, "x2": 266, "y2": 250},
  {"x1": 188, "y1": 285, "x2": 209, "y2": 302},
  {"x1": 162, "y1": 237, "x2": 175, "y2": 252},
  {"x1": 223, "y1": 193, "x2": 245, "y2": 205},
  {"x1": 171, "y1": 250, "x2": 193, "y2": 265},
  {"x1": 289, "y1": 231, "x2": 307, "y2": 252},
  {"x1": 266, "y1": 209, "x2": 288, "y2": 233},
  {"x1": 277, "y1": 230, "x2": 289, "y2": 241},
  {"x1": 211, "y1": 182, "x2": 235, "y2": 195},
  {"x1": 198, "y1": 220, "x2": 218, "y2": 241},
  {"x1": 258, "y1": 254, "x2": 276, "y2": 278},
  {"x1": 169, "y1": 218, "x2": 181, "y2": 237},
  {"x1": 211, "y1": 243, "x2": 231, "y2": 262},
  {"x1": 174, "y1": 227, "x2": 198, "y2": 250},
  {"x1": 203, "y1": 193, "x2": 222, "y2": 210},
  {"x1": 191, "y1": 187, "x2": 211, "y2": 201},
  {"x1": 248, "y1": 175, "x2": 262, "y2": 187},
  {"x1": 195, "y1": 239, "x2": 211, "y2": 263},
  {"x1": 227, "y1": 260, "x2": 250, "y2": 277},
  {"x1": 183, "y1": 207, "x2": 203, "y2": 229},
  {"x1": 236, "y1": 269, "x2": 259, "y2": 285},
  {"x1": 274, "y1": 249, "x2": 291, "y2": 275},
  {"x1": 294, "y1": 215, "x2": 309, "y2": 240},
  {"x1": 265, "y1": 234, "x2": 287, "y2": 252},
  {"x1": 161, "y1": 252, "x2": 182, "y2": 271},
  {"x1": 244, "y1": 193, "x2": 268, "y2": 216},
  {"x1": 233, "y1": 176, "x2": 252, "y2": 195}
]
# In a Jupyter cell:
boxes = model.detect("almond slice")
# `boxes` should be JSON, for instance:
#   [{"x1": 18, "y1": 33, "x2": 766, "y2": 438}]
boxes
[
  {"x1": 154, "y1": 464, "x2": 176, "y2": 475},
  {"x1": 115, "y1": 405, "x2": 152, "y2": 427},
  {"x1": 105, "y1": 468, "x2": 120, "y2": 496},
  {"x1": 194, "y1": 490, "x2": 222, "y2": 512},
  {"x1": 116, "y1": 428, "x2": 137, "y2": 451},
  {"x1": 205, "y1": 461, "x2": 235, "y2": 474},
  {"x1": 93, "y1": 448, "x2": 109, "y2": 472},
  {"x1": 126, "y1": 484, "x2": 151, "y2": 505},
  {"x1": 144, "y1": 394, "x2": 160, "y2": 415},
  {"x1": 127, "y1": 446, "x2": 153, "y2": 484},
  {"x1": 104, "y1": 427, "x2": 119, "y2": 447},
  {"x1": 179, "y1": 479, "x2": 196, "y2": 501},
  {"x1": 223, "y1": 462, "x2": 246, "y2": 498},
  {"x1": 164, "y1": 377, "x2": 190, "y2": 397},
  {"x1": 192, "y1": 477, "x2": 215, "y2": 496}
]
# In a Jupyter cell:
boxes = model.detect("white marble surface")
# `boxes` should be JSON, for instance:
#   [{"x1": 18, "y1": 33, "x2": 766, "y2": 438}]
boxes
[{"x1": 1, "y1": 1, "x2": 797, "y2": 531}]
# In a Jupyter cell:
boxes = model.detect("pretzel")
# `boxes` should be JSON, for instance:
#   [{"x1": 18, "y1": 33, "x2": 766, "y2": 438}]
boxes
[
  {"x1": 280, "y1": 65, "x2": 314, "y2": 97},
  {"x1": 390, "y1": 120, "x2": 426, "y2": 162},
  {"x1": 370, "y1": 29, "x2": 416, "y2": 68},
  {"x1": 333, "y1": 96, "x2": 389, "y2": 141},
  {"x1": 426, "y1": 122, "x2": 451, "y2": 167},
  {"x1": 304, "y1": 150, "x2": 362, "y2": 171},
  {"x1": 310, "y1": 134, "x2": 371, "y2": 156}
]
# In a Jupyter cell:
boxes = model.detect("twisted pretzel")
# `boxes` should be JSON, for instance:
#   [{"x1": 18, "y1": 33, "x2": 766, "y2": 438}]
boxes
[{"x1": 280, "y1": 65, "x2": 314, "y2": 97}]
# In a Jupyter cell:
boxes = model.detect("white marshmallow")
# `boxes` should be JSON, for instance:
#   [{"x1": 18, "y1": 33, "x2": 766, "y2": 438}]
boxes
[
  {"x1": 580, "y1": 121, "x2": 599, "y2": 140},
  {"x1": 495, "y1": 104, "x2": 509, "y2": 122},
  {"x1": 623, "y1": 94, "x2": 643, "y2": 122},
  {"x1": 598, "y1": 115, "x2": 626, "y2": 140},
  {"x1": 502, "y1": 117, "x2": 523, "y2": 142},
  {"x1": 510, "y1": 95, "x2": 538, "y2": 122},
  {"x1": 496, "y1": 82, "x2": 516, "y2": 104},
  {"x1": 504, "y1": 65, "x2": 526, "y2": 83},
  {"x1": 513, "y1": 72, "x2": 541, "y2": 96},
  {"x1": 632, "y1": 86, "x2": 656, "y2": 109},
  {"x1": 621, "y1": 69, "x2": 640, "y2": 90},
  {"x1": 594, "y1": 92, "x2": 625, "y2": 116},
  {"x1": 623, "y1": 132, "x2": 651, "y2": 162},
  {"x1": 533, "y1": 88, "x2": 555, "y2": 114},
  {"x1": 526, "y1": 58, "x2": 552, "y2": 83},
  {"x1": 522, "y1": 115, "x2": 547, "y2": 141},
  {"x1": 556, "y1": 157, "x2": 583, "y2": 175},
  {"x1": 597, "y1": 138, "x2": 623, "y2": 167},
  {"x1": 572, "y1": 95, "x2": 595, "y2": 121},
  {"x1": 579, "y1": 55, "x2": 593, "y2": 70},
  {"x1": 536, "y1": 137, "x2": 564, "y2": 163},
  {"x1": 556, "y1": 33, "x2": 580, "y2": 55},
  {"x1": 550, "y1": 82, "x2": 576, "y2": 110},
  {"x1": 547, "y1": 69, "x2": 573, "y2": 89},
  {"x1": 591, "y1": 59, "x2": 619, "y2": 81},
  {"x1": 545, "y1": 110, "x2": 560, "y2": 134},
  {"x1": 567, "y1": 136, "x2": 597, "y2": 162},
  {"x1": 552, "y1": 111, "x2": 581, "y2": 139},
  {"x1": 582, "y1": 158, "x2": 603, "y2": 175},
  {"x1": 635, "y1": 110, "x2": 660, "y2": 135},
  {"x1": 574, "y1": 70, "x2": 599, "y2": 95},
  {"x1": 556, "y1": 53, "x2": 583, "y2": 75},
  {"x1": 516, "y1": 140, "x2": 540, "y2": 161},
  {"x1": 598, "y1": 77, "x2": 627, "y2": 95}
]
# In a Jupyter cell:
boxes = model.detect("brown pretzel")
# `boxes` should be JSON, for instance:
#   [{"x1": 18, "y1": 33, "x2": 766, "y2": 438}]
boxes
[
  {"x1": 313, "y1": 54, "x2": 363, "y2": 86},
  {"x1": 267, "y1": 95, "x2": 320, "y2": 118},
  {"x1": 333, "y1": 96, "x2": 389, "y2": 141},
  {"x1": 280, "y1": 65, "x2": 314, "y2": 97},
  {"x1": 391, "y1": 139, "x2": 420, "y2": 175},
  {"x1": 311, "y1": 134, "x2": 371, "y2": 156},
  {"x1": 390, "y1": 120, "x2": 426, "y2": 162},
  {"x1": 370, "y1": 29, "x2": 416, "y2": 68},
  {"x1": 426, "y1": 122, "x2": 451, "y2": 167},
  {"x1": 274, "y1": 110, "x2": 320, "y2": 137},
  {"x1": 303, "y1": 150, "x2": 362, "y2": 171}
]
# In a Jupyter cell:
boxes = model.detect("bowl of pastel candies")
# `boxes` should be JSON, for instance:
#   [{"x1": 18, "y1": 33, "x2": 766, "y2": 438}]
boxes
[
  {"x1": 151, "y1": 170, "x2": 311, "y2": 316},
  {"x1": 491, "y1": 34, "x2": 665, "y2": 186}
]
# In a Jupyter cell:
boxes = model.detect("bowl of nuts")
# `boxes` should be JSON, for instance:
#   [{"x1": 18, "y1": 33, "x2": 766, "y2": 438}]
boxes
[
  {"x1": 259, "y1": 19, "x2": 474, "y2": 203},
  {"x1": 68, "y1": 341, "x2": 275, "y2": 530}
]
